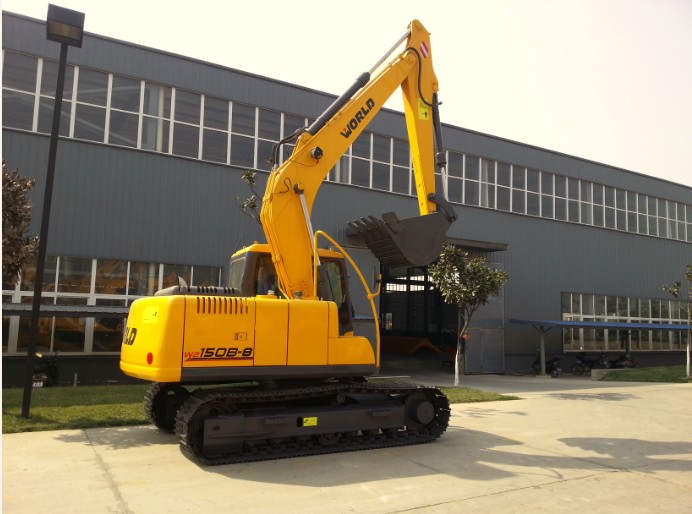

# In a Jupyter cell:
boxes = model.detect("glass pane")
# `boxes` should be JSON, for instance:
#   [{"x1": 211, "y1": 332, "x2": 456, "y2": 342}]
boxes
[
  {"x1": 128, "y1": 262, "x2": 159, "y2": 296},
  {"x1": 581, "y1": 202, "x2": 593, "y2": 224},
  {"x1": 258, "y1": 108, "x2": 280, "y2": 141},
  {"x1": 41, "y1": 60, "x2": 75, "y2": 99},
  {"x1": 3, "y1": 52, "x2": 37, "y2": 92},
  {"x1": 541, "y1": 195, "x2": 554, "y2": 218},
  {"x1": 541, "y1": 172, "x2": 554, "y2": 195},
  {"x1": 555, "y1": 175, "x2": 566, "y2": 197},
  {"x1": 204, "y1": 96, "x2": 228, "y2": 130},
  {"x1": 172, "y1": 123, "x2": 199, "y2": 158},
  {"x1": 616, "y1": 210, "x2": 626, "y2": 231},
  {"x1": 497, "y1": 162, "x2": 511, "y2": 186},
  {"x1": 143, "y1": 83, "x2": 171, "y2": 118},
  {"x1": 256, "y1": 140, "x2": 274, "y2": 171},
  {"x1": 109, "y1": 110, "x2": 139, "y2": 148},
  {"x1": 93, "y1": 300, "x2": 126, "y2": 352},
  {"x1": 141, "y1": 117, "x2": 170, "y2": 152},
  {"x1": 466, "y1": 156, "x2": 479, "y2": 181},
  {"x1": 604, "y1": 186, "x2": 615, "y2": 207},
  {"x1": 58, "y1": 257, "x2": 92, "y2": 293},
  {"x1": 162, "y1": 264, "x2": 191, "y2": 288},
  {"x1": 350, "y1": 158, "x2": 370, "y2": 187},
  {"x1": 53, "y1": 304, "x2": 87, "y2": 352},
  {"x1": 447, "y1": 151, "x2": 463, "y2": 178},
  {"x1": 283, "y1": 113, "x2": 305, "y2": 136},
  {"x1": 330, "y1": 155, "x2": 350, "y2": 184},
  {"x1": 447, "y1": 176, "x2": 462, "y2": 203},
  {"x1": 174, "y1": 89, "x2": 200, "y2": 124},
  {"x1": 481, "y1": 159, "x2": 495, "y2": 184},
  {"x1": 372, "y1": 162, "x2": 390, "y2": 191},
  {"x1": 232, "y1": 103, "x2": 255, "y2": 135},
  {"x1": 616, "y1": 189, "x2": 626, "y2": 209},
  {"x1": 512, "y1": 189, "x2": 525, "y2": 213},
  {"x1": 94, "y1": 260, "x2": 128, "y2": 294},
  {"x1": 192, "y1": 266, "x2": 220, "y2": 287},
  {"x1": 37, "y1": 97, "x2": 71, "y2": 136},
  {"x1": 555, "y1": 198, "x2": 567, "y2": 220},
  {"x1": 568, "y1": 200, "x2": 579, "y2": 222},
  {"x1": 567, "y1": 178, "x2": 579, "y2": 200},
  {"x1": 111, "y1": 75, "x2": 141, "y2": 112},
  {"x1": 581, "y1": 182, "x2": 592, "y2": 203},
  {"x1": 392, "y1": 165, "x2": 410, "y2": 194},
  {"x1": 465, "y1": 180, "x2": 479, "y2": 206},
  {"x1": 512, "y1": 165, "x2": 524, "y2": 189},
  {"x1": 202, "y1": 128, "x2": 228, "y2": 163},
  {"x1": 230, "y1": 134, "x2": 255, "y2": 167},
  {"x1": 527, "y1": 169, "x2": 539, "y2": 192},
  {"x1": 2, "y1": 91, "x2": 34, "y2": 130},
  {"x1": 20, "y1": 256, "x2": 58, "y2": 292},
  {"x1": 77, "y1": 68, "x2": 108, "y2": 106},
  {"x1": 593, "y1": 184, "x2": 604, "y2": 205},
  {"x1": 352, "y1": 134, "x2": 370, "y2": 158},
  {"x1": 74, "y1": 104, "x2": 106, "y2": 142},
  {"x1": 480, "y1": 184, "x2": 495, "y2": 208},
  {"x1": 593, "y1": 205, "x2": 604, "y2": 226},
  {"x1": 497, "y1": 186, "x2": 510, "y2": 211},
  {"x1": 393, "y1": 139, "x2": 410, "y2": 167},
  {"x1": 527, "y1": 193, "x2": 540, "y2": 215},
  {"x1": 372, "y1": 134, "x2": 390, "y2": 163}
]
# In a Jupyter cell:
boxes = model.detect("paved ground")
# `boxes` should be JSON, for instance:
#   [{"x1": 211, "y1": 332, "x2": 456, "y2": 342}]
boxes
[{"x1": 3, "y1": 364, "x2": 692, "y2": 513}]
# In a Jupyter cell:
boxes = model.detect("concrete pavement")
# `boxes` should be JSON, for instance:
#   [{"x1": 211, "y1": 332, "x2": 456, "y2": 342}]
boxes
[{"x1": 3, "y1": 372, "x2": 692, "y2": 513}]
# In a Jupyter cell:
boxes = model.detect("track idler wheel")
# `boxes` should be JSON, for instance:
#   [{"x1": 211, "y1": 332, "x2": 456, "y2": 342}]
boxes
[{"x1": 404, "y1": 391, "x2": 436, "y2": 430}]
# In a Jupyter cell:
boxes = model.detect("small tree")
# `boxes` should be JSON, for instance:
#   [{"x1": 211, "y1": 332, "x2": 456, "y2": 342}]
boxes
[
  {"x1": 429, "y1": 244, "x2": 509, "y2": 386},
  {"x1": 2, "y1": 160, "x2": 38, "y2": 286},
  {"x1": 663, "y1": 264, "x2": 692, "y2": 378},
  {"x1": 234, "y1": 171, "x2": 263, "y2": 224}
]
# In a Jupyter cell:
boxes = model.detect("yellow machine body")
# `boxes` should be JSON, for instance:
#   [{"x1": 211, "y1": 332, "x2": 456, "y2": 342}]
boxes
[{"x1": 121, "y1": 245, "x2": 376, "y2": 384}]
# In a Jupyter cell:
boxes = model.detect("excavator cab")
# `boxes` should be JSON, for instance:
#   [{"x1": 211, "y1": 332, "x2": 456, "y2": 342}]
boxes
[{"x1": 228, "y1": 243, "x2": 355, "y2": 334}]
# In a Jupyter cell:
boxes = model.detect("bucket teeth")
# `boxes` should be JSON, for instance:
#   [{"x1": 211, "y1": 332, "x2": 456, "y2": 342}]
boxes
[{"x1": 347, "y1": 211, "x2": 451, "y2": 268}]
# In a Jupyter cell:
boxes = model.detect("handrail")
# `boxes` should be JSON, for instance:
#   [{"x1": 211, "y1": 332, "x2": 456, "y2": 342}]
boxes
[{"x1": 313, "y1": 230, "x2": 382, "y2": 366}]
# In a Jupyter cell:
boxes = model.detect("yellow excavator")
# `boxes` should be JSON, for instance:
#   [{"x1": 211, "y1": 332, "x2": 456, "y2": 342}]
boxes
[{"x1": 120, "y1": 20, "x2": 456, "y2": 465}]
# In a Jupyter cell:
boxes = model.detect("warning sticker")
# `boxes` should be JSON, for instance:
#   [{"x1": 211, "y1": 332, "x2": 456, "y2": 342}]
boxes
[
  {"x1": 143, "y1": 306, "x2": 159, "y2": 323},
  {"x1": 419, "y1": 41, "x2": 429, "y2": 58},
  {"x1": 302, "y1": 417, "x2": 318, "y2": 427}
]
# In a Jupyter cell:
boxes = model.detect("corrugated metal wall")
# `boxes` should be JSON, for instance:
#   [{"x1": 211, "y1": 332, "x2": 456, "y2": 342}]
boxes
[{"x1": 4, "y1": 11, "x2": 691, "y2": 372}]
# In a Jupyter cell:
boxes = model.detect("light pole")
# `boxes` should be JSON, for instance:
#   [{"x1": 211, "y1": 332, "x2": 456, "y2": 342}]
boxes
[{"x1": 21, "y1": 5, "x2": 85, "y2": 418}]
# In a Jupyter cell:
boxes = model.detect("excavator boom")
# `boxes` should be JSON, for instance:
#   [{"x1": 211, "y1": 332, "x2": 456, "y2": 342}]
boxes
[{"x1": 261, "y1": 19, "x2": 456, "y2": 300}]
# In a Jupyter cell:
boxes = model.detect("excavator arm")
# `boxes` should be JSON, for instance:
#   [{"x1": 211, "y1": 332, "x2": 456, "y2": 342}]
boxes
[{"x1": 260, "y1": 19, "x2": 456, "y2": 300}]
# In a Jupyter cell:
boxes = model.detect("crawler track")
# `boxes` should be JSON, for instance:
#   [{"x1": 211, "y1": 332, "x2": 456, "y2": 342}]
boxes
[{"x1": 174, "y1": 381, "x2": 450, "y2": 465}]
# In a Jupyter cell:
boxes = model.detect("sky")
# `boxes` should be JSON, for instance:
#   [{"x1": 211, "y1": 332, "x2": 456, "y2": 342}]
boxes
[{"x1": 3, "y1": 0, "x2": 692, "y2": 188}]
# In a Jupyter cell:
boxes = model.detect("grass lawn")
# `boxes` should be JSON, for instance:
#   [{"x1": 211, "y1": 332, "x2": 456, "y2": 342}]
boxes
[
  {"x1": 600, "y1": 365, "x2": 691, "y2": 383},
  {"x1": 2, "y1": 382, "x2": 516, "y2": 434}
]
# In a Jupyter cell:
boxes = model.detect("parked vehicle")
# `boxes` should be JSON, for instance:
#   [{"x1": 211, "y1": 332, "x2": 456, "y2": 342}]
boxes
[
  {"x1": 532, "y1": 351, "x2": 562, "y2": 378},
  {"x1": 32, "y1": 351, "x2": 60, "y2": 387},
  {"x1": 570, "y1": 352, "x2": 597, "y2": 375},
  {"x1": 591, "y1": 352, "x2": 612, "y2": 369},
  {"x1": 611, "y1": 353, "x2": 638, "y2": 369}
]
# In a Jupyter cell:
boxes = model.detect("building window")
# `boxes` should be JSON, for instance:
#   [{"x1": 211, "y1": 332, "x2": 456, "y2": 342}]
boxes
[
  {"x1": 2, "y1": 50, "x2": 691, "y2": 245},
  {"x1": 1, "y1": 256, "x2": 222, "y2": 355},
  {"x1": 562, "y1": 291, "x2": 688, "y2": 352}
]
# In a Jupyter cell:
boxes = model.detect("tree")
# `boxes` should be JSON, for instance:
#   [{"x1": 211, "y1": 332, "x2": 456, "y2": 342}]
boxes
[
  {"x1": 234, "y1": 171, "x2": 262, "y2": 224},
  {"x1": 428, "y1": 244, "x2": 509, "y2": 386},
  {"x1": 2, "y1": 160, "x2": 38, "y2": 286},
  {"x1": 663, "y1": 264, "x2": 692, "y2": 378}
]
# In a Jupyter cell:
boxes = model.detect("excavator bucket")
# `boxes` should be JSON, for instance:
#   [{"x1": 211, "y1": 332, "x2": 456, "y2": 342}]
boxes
[{"x1": 348, "y1": 211, "x2": 453, "y2": 269}]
